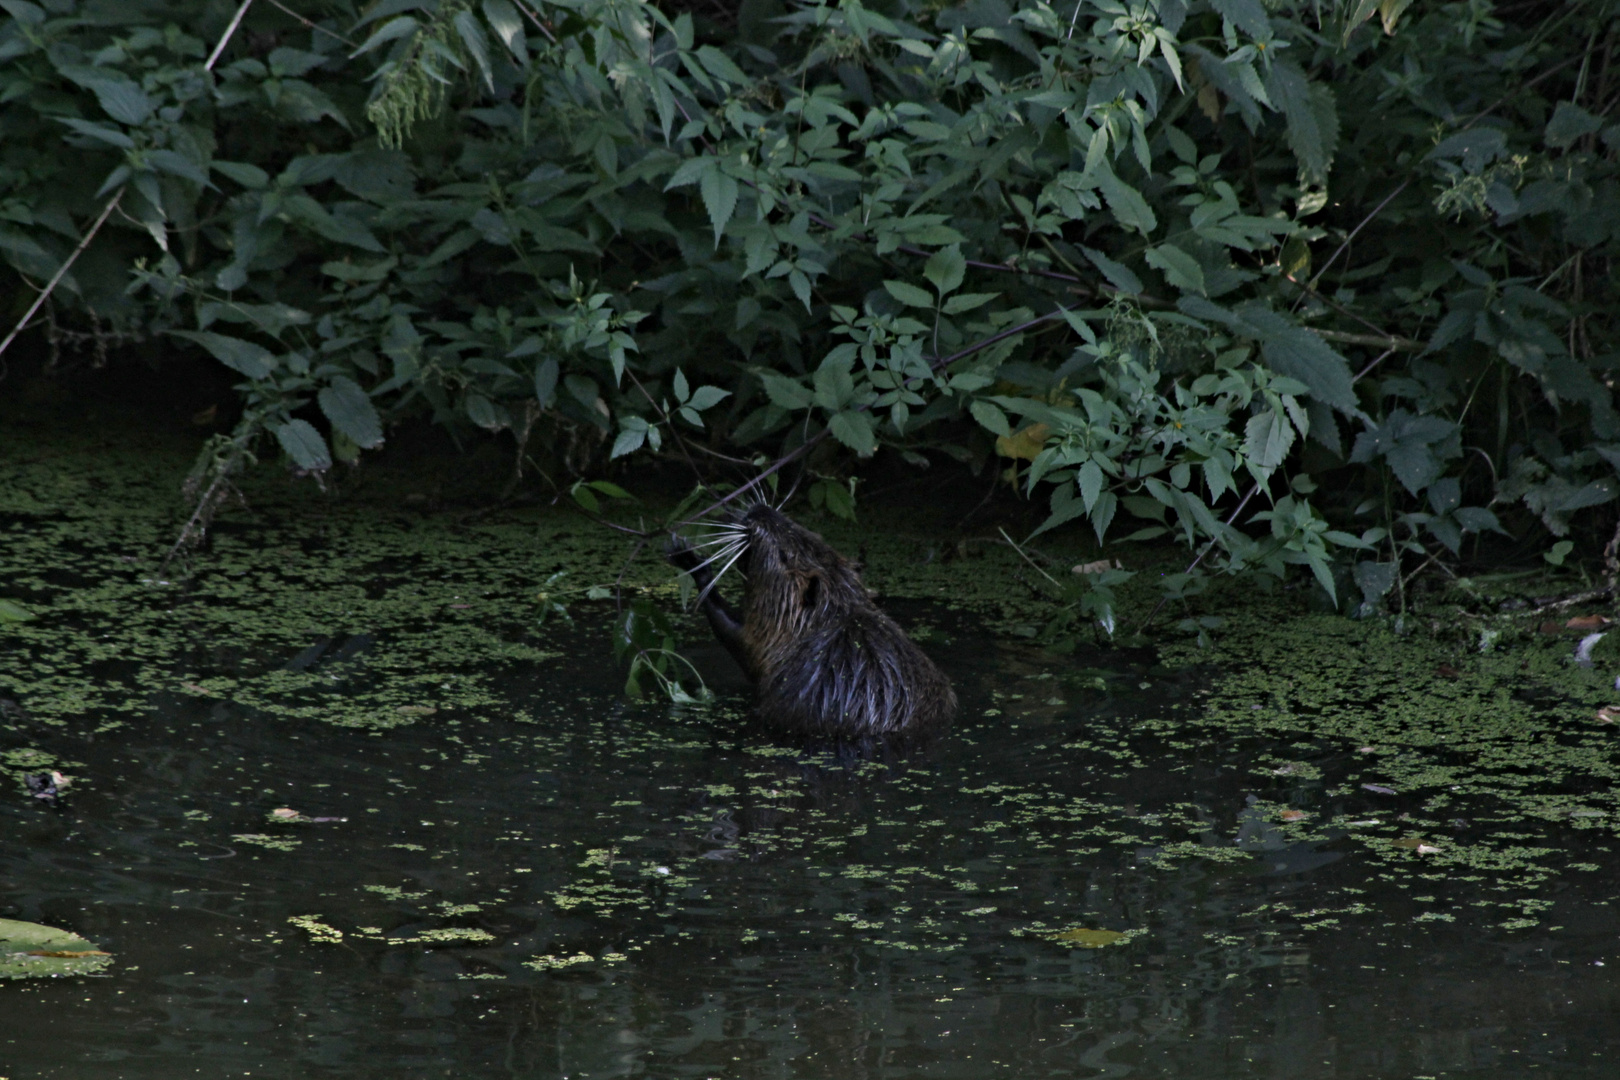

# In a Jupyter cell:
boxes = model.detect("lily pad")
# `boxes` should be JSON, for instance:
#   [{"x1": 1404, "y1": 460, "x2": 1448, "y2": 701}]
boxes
[
  {"x1": 0, "y1": 918, "x2": 113, "y2": 979},
  {"x1": 1048, "y1": 927, "x2": 1130, "y2": 948}
]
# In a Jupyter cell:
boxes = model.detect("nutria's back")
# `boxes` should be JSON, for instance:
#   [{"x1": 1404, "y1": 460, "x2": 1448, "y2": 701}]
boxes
[{"x1": 669, "y1": 505, "x2": 955, "y2": 744}]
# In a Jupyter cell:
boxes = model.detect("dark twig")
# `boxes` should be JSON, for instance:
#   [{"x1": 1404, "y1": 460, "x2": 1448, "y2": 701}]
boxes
[
  {"x1": 1130, "y1": 481, "x2": 1261, "y2": 637},
  {"x1": 510, "y1": 0, "x2": 559, "y2": 44},
  {"x1": 1304, "y1": 180, "x2": 1410, "y2": 296},
  {"x1": 1353, "y1": 347, "x2": 1400, "y2": 382},
  {"x1": 265, "y1": 0, "x2": 359, "y2": 48}
]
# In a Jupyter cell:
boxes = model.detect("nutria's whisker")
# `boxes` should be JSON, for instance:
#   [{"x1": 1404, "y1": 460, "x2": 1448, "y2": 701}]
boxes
[
  {"x1": 693, "y1": 541, "x2": 747, "y2": 609},
  {"x1": 689, "y1": 533, "x2": 741, "y2": 550},
  {"x1": 683, "y1": 538, "x2": 743, "y2": 576}
]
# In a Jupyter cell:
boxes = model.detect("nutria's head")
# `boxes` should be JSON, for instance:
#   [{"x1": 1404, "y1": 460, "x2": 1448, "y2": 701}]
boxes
[{"x1": 720, "y1": 504, "x2": 867, "y2": 645}]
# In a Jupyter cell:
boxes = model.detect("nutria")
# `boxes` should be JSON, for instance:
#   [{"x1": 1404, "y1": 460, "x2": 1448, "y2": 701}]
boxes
[{"x1": 666, "y1": 504, "x2": 956, "y2": 745}]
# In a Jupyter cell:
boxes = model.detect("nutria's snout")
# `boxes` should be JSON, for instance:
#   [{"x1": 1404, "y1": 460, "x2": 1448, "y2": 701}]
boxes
[{"x1": 670, "y1": 507, "x2": 955, "y2": 747}]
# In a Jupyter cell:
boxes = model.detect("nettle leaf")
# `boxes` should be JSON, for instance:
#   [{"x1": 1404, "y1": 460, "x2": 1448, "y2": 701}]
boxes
[
  {"x1": 452, "y1": 9, "x2": 494, "y2": 90},
  {"x1": 171, "y1": 331, "x2": 277, "y2": 380},
  {"x1": 829, "y1": 410, "x2": 877, "y2": 456},
  {"x1": 1243, "y1": 409, "x2": 1295, "y2": 474},
  {"x1": 1081, "y1": 246, "x2": 1143, "y2": 295},
  {"x1": 317, "y1": 376, "x2": 385, "y2": 449},
  {"x1": 212, "y1": 161, "x2": 269, "y2": 188},
  {"x1": 1145, "y1": 243, "x2": 1205, "y2": 296},
  {"x1": 1546, "y1": 101, "x2": 1603, "y2": 149},
  {"x1": 58, "y1": 117, "x2": 133, "y2": 149},
  {"x1": 93, "y1": 80, "x2": 154, "y2": 126},
  {"x1": 1095, "y1": 164, "x2": 1157, "y2": 236},
  {"x1": 1077, "y1": 458, "x2": 1105, "y2": 512},
  {"x1": 353, "y1": 15, "x2": 419, "y2": 57},
  {"x1": 481, "y1": 0, "x2": 527, "y2": 62},
  {"x1": 1349, "y1": 410, "x2": 1459, "y2": 494},
  {"x1": 275, "y1": 420, "x2": 332, "y2": 471},
  {"x1": 1265, "y1": 61, "x2": 1338, "y2": 184},
  {"x1": 1245, "y1": 310, "x2": 1359, "y2": 416},
  {"x1": 1211, "y1": 0, "x2": 1272, "y2": 37},
  {"x1": 146, "y1": 149, "x2": 213, "y2": 188}
]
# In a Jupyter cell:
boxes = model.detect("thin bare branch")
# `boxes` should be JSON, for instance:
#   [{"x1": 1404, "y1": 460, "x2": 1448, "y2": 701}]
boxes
[
  {"x1": 0, "y1": 189, "x2": 124, "y2": 365},
  {"x1": 206, "y1": 0, "x2": 257, "y2": 71}
]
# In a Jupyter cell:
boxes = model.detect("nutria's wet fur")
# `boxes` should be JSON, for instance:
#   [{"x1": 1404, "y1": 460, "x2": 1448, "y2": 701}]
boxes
[{"x1": 668, "y1": 505, "x2": 956, "y2": 745}]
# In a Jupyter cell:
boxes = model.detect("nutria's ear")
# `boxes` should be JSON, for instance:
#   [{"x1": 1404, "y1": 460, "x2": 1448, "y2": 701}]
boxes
[{"x1": 800, "y1": 572, "x2": 821, "y2": 609}]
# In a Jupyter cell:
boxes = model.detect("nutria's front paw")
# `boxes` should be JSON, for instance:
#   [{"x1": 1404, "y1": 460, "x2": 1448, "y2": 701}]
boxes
[{"x1": 664, "y1": 533, "x2": 698, "y2": 570}]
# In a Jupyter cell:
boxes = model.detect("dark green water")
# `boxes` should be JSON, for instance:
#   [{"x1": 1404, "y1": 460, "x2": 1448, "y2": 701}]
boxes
[{"x1": 3, "y1": 607, "x2": 1617, "y2": 1079}]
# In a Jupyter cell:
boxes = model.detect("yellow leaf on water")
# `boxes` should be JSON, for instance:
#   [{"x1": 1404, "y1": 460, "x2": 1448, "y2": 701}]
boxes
[
  {"x1": 1048, "y1": 927, "x2": 1128, "y2": 948},
  {"x1": 1392, "y1": 837, "x2": 1440, "y2": 853}
]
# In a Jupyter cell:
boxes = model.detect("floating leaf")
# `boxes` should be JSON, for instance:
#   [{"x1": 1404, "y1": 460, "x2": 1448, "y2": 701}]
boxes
[
  {"x1": 1048, "y1": 927, "x2": 1129, "y2": 948},
  {"x1": 0, "y1": 918, "x2": 113, "y2": 980}
]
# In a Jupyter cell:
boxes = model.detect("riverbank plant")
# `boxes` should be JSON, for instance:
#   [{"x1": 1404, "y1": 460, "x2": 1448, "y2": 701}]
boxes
[{"x1": 1, "y1": 0, "x2": 1616, "y2": 646}]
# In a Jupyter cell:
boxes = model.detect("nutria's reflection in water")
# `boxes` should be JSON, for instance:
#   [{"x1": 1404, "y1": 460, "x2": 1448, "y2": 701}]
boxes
[{"x1": 1, "y1": 614, "x2": 1617, "y2": 1079}]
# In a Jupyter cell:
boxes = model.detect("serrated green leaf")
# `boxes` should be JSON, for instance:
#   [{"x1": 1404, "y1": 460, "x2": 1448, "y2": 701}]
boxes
[
  {"x1": 942, "y1": 291, "x2": 999, "y2": 315},
  {"x1": 1095, "y1": 164, "x2": 1157, "y2": 236},
  {"x1": 317, "y1": 375, "x2": 384, "y2": 449},
  {"x1": 1145, "y1": 243, "x2": 1206, "y2": 296},
  {"x1": 814, "y1": 357, "x2": 855, "y2": 410},
  {"x1": 759, "y1": 371, "x2": 812, "y2": 410},
  {"x1": 58, "y1": 117, "x2": 134, "y2": 149},
  {"x1": 1081, "y1": 246, "x2": 1143, "y2": 295},
  {"x1": 532, "y1": 356, "x2": 558, "y2": 408},
  {"x1": 274, "y1": 419, "x2": 332, "y2": 471},
  {"x1": 171, "y1": 331, "x2": 277, "y2": 380},
  {"x1": 883, "y1": 280, "x2": 935, "y2": 309},
  {"x1": 611, "y1": 427, "x2": 645, "y2": 459},
  {"x1": 829, "y1": 410, "x2": 877, "y2": 455},
  {"x1": 464, "y1": 392, "x2": 501, "y2": 429},
  {"x1": 1078, "y1": 459, "x2": 1105, "y2": 512},
  {"x1": 700, "y1": 167, "x2": 737, "y2": 247},
  {"x1": 482, "y1": 0, "x2": 526, "y2": 62},
  {"x1": 686, "y1": 385, "x2": 731, "y2": 411},
  {"x1": 969, "y1": 399, "x2": 1010, "y2": 437},
  {"x1": 1266, "y1": 61, "x2": 1337, "y2": 184},
  {"x1": 924, "y1": 245, "x2": 965, "y2": 296}
]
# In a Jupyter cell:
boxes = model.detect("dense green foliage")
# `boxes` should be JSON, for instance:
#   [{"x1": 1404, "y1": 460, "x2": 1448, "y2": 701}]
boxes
[{"x1": 2, "y1": 0, "x2": 1617, "y2": 628}]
